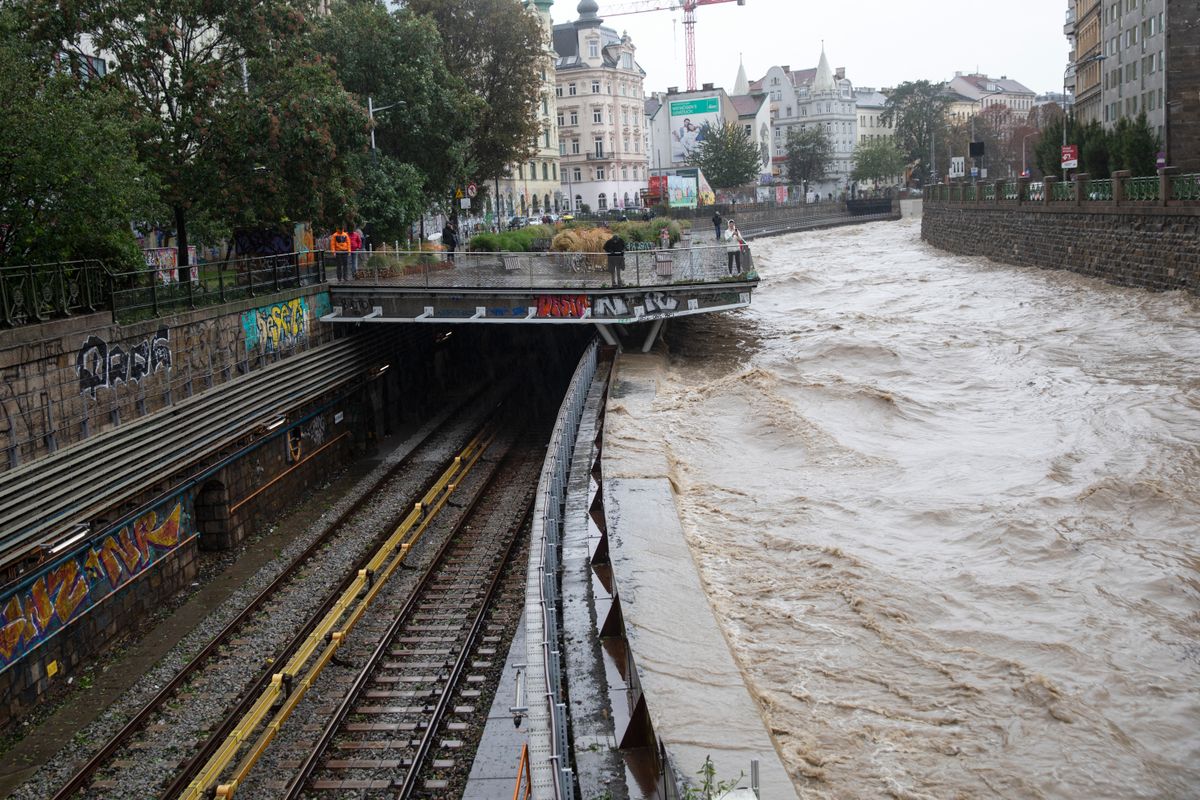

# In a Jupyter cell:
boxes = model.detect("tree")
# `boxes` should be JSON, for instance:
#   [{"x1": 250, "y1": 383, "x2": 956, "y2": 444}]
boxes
[
  {"x1": 851, "y1": 139, "x2": 906, "y2": 186},
  {"x1": 881, "y1": 80, "x2": 950, "y2": 183},
  {"x1": 1110, "y1": 112, "x2": 1158, "y2": 176},
  {"x1": 0, "y1": 28, "x2": 153, "y2": 269},
  {"x1": 783, "y1": 126, "x2": 833, "y2": 189},
  {"x1": 684, "y1": 121, "x2": 762, "y2": 189},
  {"x1": 1081, "y1": 120, "x2": 1111, "y2": 178},
  {"x1": 313, "y1": 1, "x2": 480, "y2": 213},
  {"x1": 352, "y1": 154, "x2": 426, "y2": 243},
  {"x1": 31, "y1": 0, "x2": 365, "y2": 271},
  {"x1": 404, "y1": 0, "x2": 545, "y2": 185}
]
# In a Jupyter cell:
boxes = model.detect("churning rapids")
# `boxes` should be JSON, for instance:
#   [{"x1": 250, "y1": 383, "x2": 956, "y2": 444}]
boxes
[{"x1": 607, "y1": 219, "x2": 1200, "y2": 799}]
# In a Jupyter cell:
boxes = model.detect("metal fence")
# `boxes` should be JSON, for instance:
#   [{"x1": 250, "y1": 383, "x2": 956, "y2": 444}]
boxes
[
  {"x1": 337, "y1": 242, "x2": 752, "y2": 290},
  {"x1": 110, "y1": 253, "x2": 325, "y2": 323},
  {"x1": 927, "y1": 172, "x2": 1200, "y2": 206},
  {"x1": 0, "y1": 260, "x2": 110, "y2": 328},
  {"x1": 526, "y1": 339, "x2": 600, "y2": 799}
]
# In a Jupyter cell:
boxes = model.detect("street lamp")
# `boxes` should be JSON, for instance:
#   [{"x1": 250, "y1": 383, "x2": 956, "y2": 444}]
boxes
[
  {"x1": 1021, "y1": 130, "x2": 1039, "y2": 177},
  {"x1": 367, "y1": 96, "x2": 406, "y2": 160}
]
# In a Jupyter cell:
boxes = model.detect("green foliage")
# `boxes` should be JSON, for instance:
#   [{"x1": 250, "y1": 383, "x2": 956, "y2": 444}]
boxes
[
  {"x1": 0, "y1": 31, "x2": 152, "y2": 269},
  {"x1": 611, "y1": 219, "x2": 684, "y2": 244},
  {"x1": 1110, "y1": 112, "x2": 1158, "y2": 176},
  {"x1": 353, "y1": 154, "x2": 425, "y2": 243},
  {"x1": 467, "y1": 224, "x2": 555, "y2": 252},
  {"x1": 405, "y1": 0, "x2": 545, "y2": 182},
  {"x1": 685, "y1": 120, "x2": 764, "y2": 189},
  {"x1": 852, "y1": 138, "x2": 907, "y2": 185},
  {"x1": 784, "y1": 126, "x2": 833, "y2": 186},
  {"x1": 681, "y1": 756, "x2": 743, "y2": 800},
  {"x1": 881, "y1": 80, "x2": 950, "y2": 183},
  {"x1": 1081, "y1": 121, "x2": 1111, "y2": 178},
  {"x1": 313, "y1": 2, "x2": 479, "y2": 204},
  {"x1": 1036, "y1": 112, "x2": 1159, "y2": 180}
]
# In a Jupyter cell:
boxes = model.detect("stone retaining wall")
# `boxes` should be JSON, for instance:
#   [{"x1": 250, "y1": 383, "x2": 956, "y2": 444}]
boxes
[{"x1": 922, "y1": 202, "x2": 1200, "y2": 294}]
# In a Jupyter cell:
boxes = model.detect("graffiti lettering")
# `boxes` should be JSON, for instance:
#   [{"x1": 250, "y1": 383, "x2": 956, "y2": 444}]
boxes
[
  {"x1": 76, "y1": 328, "x2": 171, "y2": 397},
  {"x1": 0, "y1": 500, "x2": 192, "y2": 670},
  {"x1": 593, "y1": 296, "x2": 629, "y2": 317},
  {"x1": 234, "y1": 227, "x2": 294, "y2": 258},
  {"x1": 643, "y1": 292, "x2": 679, "y2": 313},
  {"x1": 592, "y1": 293, "x2": 681, "y2": 318},
  {"x1": 242, "y1": 297, "x2": 311, "y2": 352},
  {"x1": 536, "y1": 295, "x2": 589, "y2": 319}
]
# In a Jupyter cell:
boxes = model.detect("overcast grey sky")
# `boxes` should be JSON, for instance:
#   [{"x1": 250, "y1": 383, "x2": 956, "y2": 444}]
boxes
[{"x1": 550, "y1": 0, "x2": 1071, "y2": 96}]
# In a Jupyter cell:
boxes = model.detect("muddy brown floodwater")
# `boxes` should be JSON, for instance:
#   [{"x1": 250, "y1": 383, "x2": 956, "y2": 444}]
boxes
[{"x1": 607, "y1": 219, "x2": 1200, "y2": 799}]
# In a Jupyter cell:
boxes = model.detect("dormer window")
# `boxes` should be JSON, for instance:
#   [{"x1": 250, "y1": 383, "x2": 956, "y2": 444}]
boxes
[
  {"x1": 622, "y1": 53, "x2": 633, "y2": 69},
  {"x1": 588, "y1": 40, "x2": 599, "y2": 58}
]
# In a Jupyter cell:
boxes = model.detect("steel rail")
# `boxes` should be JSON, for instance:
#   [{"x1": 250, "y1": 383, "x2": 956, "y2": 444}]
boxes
[
  {"x1": 0, "y1": 331, "x2": 391, "y2": 571},
  {"x1": 397, "y1": 493, "x2": 534, "y2": 798},
  {"x1": 46, "y1": 390, "x2": 490, "y2": 800},
  {"x1": 190, "y1": 422, "x2": 504, "y2": 800}
]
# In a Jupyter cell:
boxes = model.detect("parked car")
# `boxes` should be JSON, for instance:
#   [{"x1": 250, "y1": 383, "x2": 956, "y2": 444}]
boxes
[{"x1": 507, "y1": 216, "x2": 529, "y2": 230}]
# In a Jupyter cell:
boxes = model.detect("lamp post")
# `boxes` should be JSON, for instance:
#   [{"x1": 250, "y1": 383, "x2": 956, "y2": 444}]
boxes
[
  {"x1": 1021, "y1": 130, "x2": 1039, "y2": 177},
  {"x1": 367, "y1": 96, "x2": 406, "y2": 161}
]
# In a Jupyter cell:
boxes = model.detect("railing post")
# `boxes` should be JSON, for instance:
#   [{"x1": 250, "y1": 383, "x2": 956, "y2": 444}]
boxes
[
  {"x1": 150, "y1": 274, "x2": 158, "y2": 317},
  {"x1": 1043, "y1": 176, "x2": 1057, "y2": 205},
  {"x1": 1073, "y1": 173, "x2": 1089, "y2": 206},
  {"x1": 1111, "y1": 170, "x2": 1130, "y2": 205},
  {"x1": 993, "y1": 180, "x2": 1004, "y2": 205},
  {"x1": 1159, "y1": 166, "x2": 1178, "y2": 207},
  {"x1": 218, "y1": 264, "x2": 225, "y2": 303},
  {"x1": 1016, "y1": 177, "x2": 1030, "y2": 204},
  {"x1": 271, "y1": 257, "x2": 279, "y2": 292}
]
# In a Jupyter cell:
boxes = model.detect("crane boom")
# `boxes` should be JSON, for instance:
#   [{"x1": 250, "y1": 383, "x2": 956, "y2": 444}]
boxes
[{"x1": 599, "y1": 0, "x2": 744, "y2": 91}]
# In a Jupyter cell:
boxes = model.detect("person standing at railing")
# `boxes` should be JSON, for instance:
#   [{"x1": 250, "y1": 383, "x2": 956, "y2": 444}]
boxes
[
  {"x1": 441, "y1": 220, "x2": 458, "y2": 264},
  {"x1": 349, "y1": 228, "x2": 363, "y2": 278},
  {"x1": 724, "y1": 219, "x2": 745, "y2": 275},
  {"x1": 712, "y1": 209, "x2": 723, "y2": 241},
  {"x1": 603, "y1": 228, "x2": 626, "y2": 287},
  {"x1": 330, "y1": 227, "x2": 351, "y2": 280}
]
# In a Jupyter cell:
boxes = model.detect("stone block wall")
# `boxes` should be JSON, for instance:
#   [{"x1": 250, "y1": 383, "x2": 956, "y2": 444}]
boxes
[
  {"x1": 0, "y1": 288, "x2": 334, "y2": 473},
  {"x1": 921, "y1": 204, "x2": 1200, "y2": 294}
]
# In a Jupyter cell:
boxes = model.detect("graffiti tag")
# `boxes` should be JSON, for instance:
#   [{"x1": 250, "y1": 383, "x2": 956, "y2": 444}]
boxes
[
  {"x1": 77, "y1": 327, "x2": 171, "y2": 397},
  {"x1": 242, "y1": 297, "x2": 310, "y2": 352},
  {"x1": 592, "y1": 292, "x2": 681, "y2": 318},
  {"x1": 536, "y1": 295, "x2": 589, "y2": 319},
  {"x1": 0, "y1": 500, "x2": 192, "y2": 671}
]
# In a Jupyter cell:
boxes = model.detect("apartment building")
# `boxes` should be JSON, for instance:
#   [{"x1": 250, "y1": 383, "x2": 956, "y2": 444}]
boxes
[
  {"x1": 1097, "y1": 0, "x2": 1166, "y2": 139},
  {"x1": 552, "y1": 0, "x2": 650, "y2": 213},
  {"x1": 1074, "y1": 0, "x2": 1104, "y2": 124}
]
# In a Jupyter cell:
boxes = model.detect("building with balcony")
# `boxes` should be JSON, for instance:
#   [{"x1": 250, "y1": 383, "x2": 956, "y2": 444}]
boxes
[
  {"x1": 495, "y1": 0, "x2": 562, "y2": 219},
  {"x1": 1097, "y1": 0, "x2": 1166, "y2": 140},
  {"x1": 1073, "y1": 0, "x2": 1104, "y2": 123},
  {"x1": 552, "y1": 0, "x2": 650, "y2": 213}
]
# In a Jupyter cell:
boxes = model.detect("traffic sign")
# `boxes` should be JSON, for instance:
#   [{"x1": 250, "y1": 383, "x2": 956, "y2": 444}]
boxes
[
  {"x1": 950, "y1": 157, "x2": 965, "y2": 178},
  {"x1": 455, "y1": 188, "x2": 464, "y2": 199},
  {"x1": 1156, "y1": 151, "x2": 1166, "y2": 168},
  {"x1": 1061, "y1": 145, "x2": 1079, "y2": 170},
  {"x1": 467, "y1": 182, "x2": 478, "y2": 198}
]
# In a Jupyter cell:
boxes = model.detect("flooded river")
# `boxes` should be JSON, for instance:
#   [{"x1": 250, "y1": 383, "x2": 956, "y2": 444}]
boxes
[{"x1": 608, "y1": 219, "x2": 1200, "y2": 798}]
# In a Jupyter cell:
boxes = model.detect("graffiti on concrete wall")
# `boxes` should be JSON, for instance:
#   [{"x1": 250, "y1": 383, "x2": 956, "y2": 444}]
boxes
[
  {"x1": 76, "y1": 327, "x2": 172, "y2": 398},
  {"x1": 536, "y1": 295, "x2": 590, "y2": 319},
  {"x1": 592, "y1": 292, "x2": 681, "y2": 318},
  {"x1": 242, "y1": 296, "x2": 311, "y2": 352},
  {"x1": 0, "y1": 497, "x2": 195, "y2": 671},
  {"x1": 234, "y1": 227, "x2": 294, "y2": 258}
]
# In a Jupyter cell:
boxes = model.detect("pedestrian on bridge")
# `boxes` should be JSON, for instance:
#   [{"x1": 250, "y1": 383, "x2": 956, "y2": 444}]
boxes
[
  {"x1": 712, "y1": 209, "x2": 723, "y2": 241},
  {"x1": 724, "y1": 220, "x2": 745, "y2": 275},
  {"x1": 441, "y1": 220, "x2": 458, "y2": 264},
  {"x1": 330, "y1": 227, "x2": 351, "y2": 280},
  {"x1": 350, "y1": 227, "x2": 363, "y2": 277},
  {"x1": 603, "y1": 229, "x2": 626, "y2": 287}
]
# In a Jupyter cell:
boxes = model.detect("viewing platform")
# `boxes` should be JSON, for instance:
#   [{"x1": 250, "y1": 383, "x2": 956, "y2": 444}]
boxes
[{"x1": 325, "y1": 243, "x2": 758, "y2": 336}]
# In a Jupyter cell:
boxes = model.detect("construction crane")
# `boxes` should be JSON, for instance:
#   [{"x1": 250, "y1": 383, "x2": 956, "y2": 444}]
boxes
[{"x1": 601, "y1": 0, "x2": 746, "y2": 92}]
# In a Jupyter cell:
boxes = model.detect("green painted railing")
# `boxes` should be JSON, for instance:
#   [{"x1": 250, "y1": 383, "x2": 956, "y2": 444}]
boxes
[
  {"x1": 0, "y1": 260, "x2": 111, "y2": 328},
  {"x1": 1172, "y1": 173, "x2": 1200, "y2": 201},
  {"x1": 1126, "y1": 175, "x2": 1159, "y2": 201},
  {"x1": 1051, "y1": 181, "x2": 1074, "y2": 201},
  {"x1": 1086, "y1": 179, "x2": 1113, "y2": 201},
  {"x1": 1002, "y1": 181, "x2": 1020, "y2": 201},
  {"x1": 979, "y1": 183, "x2": 995, "y2": 200}
]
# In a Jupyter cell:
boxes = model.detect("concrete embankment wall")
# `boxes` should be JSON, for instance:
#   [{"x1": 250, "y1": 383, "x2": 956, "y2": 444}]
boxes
[{"x1": 922, "y1": 201, "x2": 1200, "y2": 294}]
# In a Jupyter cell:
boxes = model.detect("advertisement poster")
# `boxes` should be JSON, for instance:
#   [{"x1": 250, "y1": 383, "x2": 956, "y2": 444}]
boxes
[
  {"x1": 776, "y1": 185, "x2": 788, "y2": 204},
  {"x1": 669, "y1": 96, "x2": 722, "y2": 163},
  {"x1": 667, "y1": 174, "x2": 699, "y2": 208}
]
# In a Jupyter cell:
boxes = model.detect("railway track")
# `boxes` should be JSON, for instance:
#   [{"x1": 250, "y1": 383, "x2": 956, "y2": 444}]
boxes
[{"x1": 46, "y1": 390, "x2": 501, "y2": 800}]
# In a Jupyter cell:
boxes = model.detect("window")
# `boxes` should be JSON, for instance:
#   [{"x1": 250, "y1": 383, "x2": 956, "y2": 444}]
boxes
[
  {"x1": 622, "y1": 53, "x2": 632, "y2": 69},
  {"x1": 596, "y1": 167, "x2": 606, "y2": 179},
  {"x1": 594, "y1": 138, "x2": 604, "y2": 157},
  {"x1": 588, "y1": 40, "x2": 599, "y2": 58},
  {"x1": 597, "y1": 193, "x2": 607, "y2": 210},
  {"x1": 557, "y1": 112, "x2": 565, "y2": 127},
  {"x1": 573, "y1": 168, "x2": 582, "y2": 181},
  {"x1": 542, "y1": 163, "x2": 549, "y2": 180},
  {"x1": 569, "y1": 111, "x2": 578, "y2": 125},
  {"x1": 572, "y1": 140, "x2": 580, "y2": 154},
  {"x1": 593, "y1": 108, "x2": 602, "y2": 123},
  {"x1": 517, "y1": 165, "x2": 523, "y2": 179},
  {"x1": 592, "y1": 80, "x2": 601, "y2": 93},
  {"x1": 574, "y1": 194, "x2": 582, "y2": 210},
  {"x1": 568, "y1": 83, "x2": 577, "y2": 96},
  {"x1": 560, "y1": 140, "x2": 567, "y2": 155},
  {"x1": 544, "y1": 130, "x2": 550, "y2": 147},
  {"x1": 542, "y1": 98, "x2": 549, "y2": 115},
  {"x1": 556, "y1": 86, "x2": 563, "y2": 97},
  {"x1": 622, "y1": 166, "x2": 628, "y2": 180}
]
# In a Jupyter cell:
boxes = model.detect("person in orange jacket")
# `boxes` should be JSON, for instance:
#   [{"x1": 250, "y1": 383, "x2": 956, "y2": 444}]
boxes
[{"x1": 330, "y1": 227, "x2": 351, "y2": 280}]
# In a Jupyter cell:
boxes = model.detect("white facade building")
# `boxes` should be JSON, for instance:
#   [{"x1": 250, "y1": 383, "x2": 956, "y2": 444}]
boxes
[
  {"x1": 552, "y1": 0, "x2": 650, "y2": 213},
  {"x1": 753, "y1": 48, "x2": 858, "y2": 197}
]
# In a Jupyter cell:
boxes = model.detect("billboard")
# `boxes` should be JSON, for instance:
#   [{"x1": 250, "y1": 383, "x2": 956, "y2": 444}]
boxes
[
  {"x1": 667, "y1": 174, "x2": 698, "y2": 208},
  {"x1": 669, "y1": 96, "x2": 722, "y2": 163}
]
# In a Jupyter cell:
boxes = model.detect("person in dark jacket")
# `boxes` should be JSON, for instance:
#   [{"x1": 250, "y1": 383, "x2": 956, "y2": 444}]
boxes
[
  {"x1": 712, "y1": 210, "x2": 723, "y2": 241},
  {"x1": 603, "y1": 230, "x2": 626, "y2": 287},
  {"x1": 441, "y1": 221, "x2": 458, "y2": 263}
]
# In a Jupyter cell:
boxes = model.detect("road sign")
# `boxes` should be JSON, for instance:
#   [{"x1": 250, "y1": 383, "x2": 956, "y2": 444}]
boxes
[
  {"x1": 1156, "y1": 151, "x2": 1166, "y2": 168},
  {"x1": 455, "y1": 188, "x2": 464, "y2": 199},
  {"x1": 1061, "y1": 145, "x2": 1079, "y2": 170},
  {"x1": 970, "y1": 167, "x2": 979, "y2": 178},
  {"x1": 466, "y1": 182, "x2": 478, "y2": 198},
  {"x1": 950, "y1": 157, "x2": 965, "y2": 178},
  {"x1": 460, "y1": 198, "x2": 471, "y2": 210}
]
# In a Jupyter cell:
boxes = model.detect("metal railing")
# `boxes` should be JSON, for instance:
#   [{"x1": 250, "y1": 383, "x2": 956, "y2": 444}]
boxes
[
  {"x1": 1173, "y1": 173, "x2": 1200, "y2": 201},
  {"x1": 110, "y1": 253, "x2": 325, "y2": 323},
  {"x1": 1126, "y1": 175, "x2": 1159, "y2": 201},
  {"x1": 526, "y1": 339, "x2": 599, "y2": 799},
  {"x1": 0, "y1": 260, "x2": 111, "y2": 328},
  {"x1": 1001, "y1": 180, "x2": 1020, "y2": 201},
  {"x1": 979, "y1": 183, "x2": 995, "y2": 201},
  {"x1": 337, "y1": 243, "x2": 752, "y2": 290},
  {"x1": 1051, "y1": 181, "x2": 1074, "y2": 201},
  {"x1": 1085, "y1": 178, "x2": 1113, "y2": 201}
]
